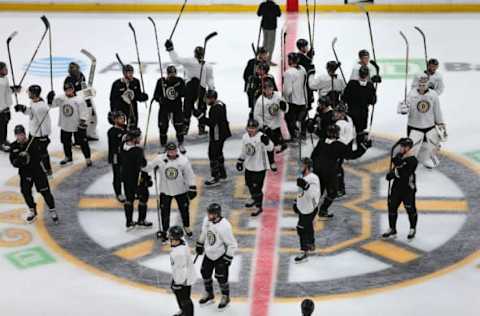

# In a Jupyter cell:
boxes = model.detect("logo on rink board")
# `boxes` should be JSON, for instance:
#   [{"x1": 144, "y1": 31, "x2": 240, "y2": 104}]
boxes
[{"x1": 39, "y1": 135, "x2": 480, "y2": 299}]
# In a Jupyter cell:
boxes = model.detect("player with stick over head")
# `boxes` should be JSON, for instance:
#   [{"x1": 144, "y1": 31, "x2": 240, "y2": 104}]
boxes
[{"x1": 411, "y1": 58, "x2": 444, "y2": 96}]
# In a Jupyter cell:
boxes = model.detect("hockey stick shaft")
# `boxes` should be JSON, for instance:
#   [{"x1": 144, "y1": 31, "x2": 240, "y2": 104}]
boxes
[
  {"x1": 48, "y1": 20, "x2": 53, "y2": 91},
  {"x1": 195, "y1": 32, "x2": 218, "y2": 109},
  {"x1": 148, "y1": 17, "x2": 166, "y2": 100},
  {"x1": 331, "y1": 38, "x2": 347, "y2": 85},
  {"x1": 414, "y1": 26, "x2": 428, "y2": 70},
  {"x1": 305, "y1": 0, "x2": 313, "y2": 45},
  {"x1": 128, "y1": 22, "x2": 146, "y2": 93},
  {"x1": 256, "y1": 21, "x2": 262, "y2": 54},
  {"x1": 6, "y1": 31, "x2": 19, "y2": 105},
  {"x1": 193, "y1": 253, "x2": 200, "y2": 264},
  {"x1": 169, "y1": 0, "x2": 188, "y2": 41},
  {"x1": 400, "y1": 31, "x2": 409, "y2": 103},
  {"x1": 312, "y1": 0, "x2": 316, "y2": 46},
  {"x1": 115, "y1": 53, "x2": 137, "y2": 127},
  {"x1": 154, "y1": 168, "x2": 162, "y2": 233}
]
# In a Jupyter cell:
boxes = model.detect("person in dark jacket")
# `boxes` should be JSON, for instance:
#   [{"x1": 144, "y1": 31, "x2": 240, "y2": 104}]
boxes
[
  {"x1": 296, "y1": 39, "x2": 315, "y2": 109},
  {"x1": 9, "y1": 125, "x2": 58, "y2": 224},
  {"x1": 110, "y1": 64, "x2": 148, "y2": 128},
  {"x1": 194, "y1": 90, "x2": 232, "y2": 186},
  {"x1": 382, "y1": 137, "x2": 418, "y2": 240},
  {"x1": 243, "y1": 47, "x2": 270, "y2": 114},
  {"x1": 306, "y1": 96, "x2": 335, "y2": 140},
  {"x1": 107, "y1": 111, "x2": 127, "y2": 203},
  {"x1": 257, "y1": 0, "x2": 282, "y2": 66}
]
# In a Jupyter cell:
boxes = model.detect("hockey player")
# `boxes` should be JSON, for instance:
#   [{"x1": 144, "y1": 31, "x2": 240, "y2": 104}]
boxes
[
  {"x1": 243, "y1": 47, "x2": 269, "y2": 110},
  {"x1": 120, "y1": 128, "x2": 152, "y2": 231},
  {"x1": 283, "y1": 52, "x2": 308, "y2": 141},
  {"x1": 9, "y1": 125, "x2": 58, "y2": 223},
  {"x1": 342, "y1": 65, "x2": 377, "y2": 136},
  {"x1": 349, "y1": 49, "x2": 381, "y2": 83},
  {"x1": 194, "y1": 89, "x2": 232, "y2": 186},
  {"x1": 196, "y1": 203, "x2": 238, "y2": 310},
  {"x1": 334, "y1": 103, "x2": 356, "y2": 197},
  {"x1": 49, "y1": 82, "x2": 92, "y2": 167},
  {"x1": 109, "y1": 64, "x2": 148, "y2": 128},
  {"x1": 308, "y1": 61, "x2": 346, "y2": 107},
  {"x1": 165, "y1": 39, "x2": 215, "y2": 136},
  {"x1": 253, "y1": 80, "x2": 288, "y2": 152},
  {"x1": 236, "y1": 119, "x2": 276, "y2": 217},
  {"x1": 382, "y1": 137, "x2": 418, "y2": 239},
  {"x1": 246, "y1": 62, "x2": 278, "y2": 117},
  {"x1": 107, "y1": 111, "x2": 127, "y2": 203},
  {"x1": 398, "y1": 75, "x2": 446, "y2": 169},
  {"x1": 169, "y1": 225, "x2": 196, "y2": 316},
  {"x1": 306, "y1": 96, "x2": 335, "y2": 140},
  {"x1": 293, "y1": 157, "x2": 320, "y2": 263},
  {"x1": 153, "y1": 65, "x2": 186, "y2": 154},
  {"x1": 301, "y1": 299, "x2": 315, "y2": 316},
  {"x1": 146, "y1": 142, "x2": 197, "y2": 241},
  {"x1": 0, "y1": 62, "x2": 13, "y2": 152},
  {"x1": 296, "y1": 39, "x2": 315, "y2": 108},
  {"x1": 411, "y1": 58, "x2": 444, "y2": 96},
  {"x1": 64, "y1": 62, "x2": 98, "y2": 141}
]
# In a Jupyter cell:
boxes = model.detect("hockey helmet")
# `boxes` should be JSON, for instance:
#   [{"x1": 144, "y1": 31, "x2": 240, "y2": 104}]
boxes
[
  {"x1": 206, "y1": 89, "x2": 218, "y2": 99},
  {"x1": 207, "y1": 203, "x2": 222, "y2": 216},
  {"x1": 14, "y1": 124, "x2": 26, "y2": 135},
  {"x1": 301, "y1": 157, "x2": 313, "y2": 170},
  {"x1": 334, "y1": 102, "x2": 348, "y2": 113},
  {"x1": 168, "y1": 225, "x2": 184, "y2": 240},
  {"x1": 326, "y1": 60, "x2": 338, "y2": 72},
  {"x1": 263, "y1": 78, "x2": 275, "y2": 90},
  {"x1": 317, "y1": 95, "x2": 328, "y2": 107},
  {"x1": 166, "y1": 65, "x2": 177, "y2": 75},
  {"x1": 122, "y1": 64, "x2": 134, "y2": 73},
  {"x1": 63, "y1": 82, "x2": 75, "y2": 91},
  {"x1": 194, "y1": 46, "x2": 204, "y2": 60},
  {"x1": 301, "y1": 299, "x2": 315, "y2": 316},
  {"x1": 113, "y1": 111, "x2": 125, "y2": 120},
  {"x1": 326, "y1": 124, "x2": 340, "y2": 139},
  {"x1": 428, "y1": 58, "x2": 439, "y2": 66},
  {"x1": 296, "y1": 38, "x2": 309, "y2": 50},
  {"x1": 359, "y1": 65, "x2": 370, "y2": 79},
  {"x1": 288, "y1": 52, "x2": 300, "y2": 64},
  {"x1": 358, "y1": 49, "x2": 370, "y2": 58},
  {"x1": 257, "y1": 46, "x2": 268, "y2": 56},
  {"x1": 247, "y1": 119, "x2": 259, "y2": 129},
  {"x1": 166, "y1": 142, "x2": 177, "y2": 151},
  {"x1": 399, "y1": 137, "x2": 414, "y2": 148},
  {"x1": 257, "y1": 62, "x2": 270, "y2": 73},
  {"x1": 28, "y1": 85, "x2": 42, "y2": 98},
  {"x1": 126, "y1": 128, "x2": 141, "y2": 141}
]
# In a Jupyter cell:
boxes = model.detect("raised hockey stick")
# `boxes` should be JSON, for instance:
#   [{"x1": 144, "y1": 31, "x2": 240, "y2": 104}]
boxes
[
  {"x1": 80, "y1": 49, "x2": 96, "y2": 87},
  {"x1": 312, "y1": 0, "x2": 317, "y2": 47},
  {"x1": 128, "y1": 22, "x2": 147, "y2": 108},
  {"x1": 154, "y1": 168, "x2": 163, "y2": 240},
  {"x1": 400, "y1": 31, "x2": 409, "y2": 103},
  {"x1": 256, "y1": 21, "x2": 262, "y2": 54},
  {"x1": 193, "y1": 253, "x2": 200, "y2": 264},
  {"x1": 18, "y1": 15, "x2": 50, "y2": 87},
  {"x1": 148, "y1": 17, "x2": 166, "y2": 96},
  {"x1": 169, "y1": 0, "x2": 188, "y2": 41},
  {"x1": 281, "y1": 26, "x2": 287, "y2": 85},
  {"x1": 115, "y1": 53, "x2": 137, "y2": 127},
  {"x1": 414, "y1": 26, "x2": 428, "y2": 71},
  {"x1": 195, "y1": 32, "x2": 218, "y2": 111},
  {"x1": 6, "y1": 31, "x2": 20, "y2": 105},
  {"x1": 358, "y1": 4, "x2": 377, "y2": 62},
  {"x1": 305, "y1": 0, "x2": 313, "y2": 46},
  {"x1": 331, "y1": 37, "x2": 347, "y2": 85},
  {"x1": 47, "y1": 16, "x2": 53, "y2": 91}
]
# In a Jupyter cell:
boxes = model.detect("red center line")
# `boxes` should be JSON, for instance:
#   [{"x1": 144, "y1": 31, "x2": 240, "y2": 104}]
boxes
[{"x1": 250, "y1": 12, "x2": 299, "y2": 316}]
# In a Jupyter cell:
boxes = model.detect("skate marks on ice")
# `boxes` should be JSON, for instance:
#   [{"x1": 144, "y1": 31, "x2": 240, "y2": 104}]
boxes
[{"x1": 35, "y1": 134, "x2": 480, "y2": 299}]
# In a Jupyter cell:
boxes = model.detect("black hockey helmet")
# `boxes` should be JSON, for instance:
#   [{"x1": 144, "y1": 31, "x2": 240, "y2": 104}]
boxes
[
  {"x1": 301, "y1": 299, "x2": 315, "y2": 316},
  {"x1": 126, "y1": 128, "x2": 141, "y2": 141},
  {"x1": 358, "y1": 49, "x2": 370, "y2": 58},
  {"x1": 296, "y1": 38, "x2": 309, "y2": 50},
  {"x1": 28, "y1": 84, "x2": 42, "y2": 97},
  {"x1": 166, "y1": 142, "x2": 177, "y2": 151},
  {"x1": 335, "y1": 102, "x2": 348, "y2": 113},
  {"x1": 317, "y1": 95, "x2": 328, "y2": 107},
  {"x1": 206, "y1": 89, "x2": 218, "y2": 99},
  {"x1": 168, "y1": 225, "x2": 184, "y2": 240},
  {"x1": 263, "y1": 78, "x2": 275, "y2": 90},
  {"x1": 399, "y1": 137, "x2": 414, "y2": 148},
  {"x1": 428, "y1": 58, "x2": 439, "y2": 66},
  {"x1": 288, "y1": 52, "x2": 300, "y2": 64},
  {"x1": 194, "y1": 46, "x2": 204, "y2": 60},
  {"x1": 301, "y1": 157, "x2": 313, "y2": 170},
  {"x1": 257, "y1": 62, "x2": 270, "y2": 73},
  {"x1": 113, "y1": 111, "x2": 126, "y2": 120},
  {"x1": 207, "y1": 203, "x2": 222, "y2": 216},
  {"x1": 257, "y1": 46, "x2": 268, "y2": 56},
  {"x1": 166, "y1": 65, "x2": 177, "y2": 75},
  {"x1": 326, "y1": 124, "x2": 340, "y2": 139},
  {"x1": 63, "y1": 82, "x2": 75, "y2": 91},
  {"x1": 0, "y1": 61, "x2": 6, "y2": 71},
  {"x1": 122, "y1": 64, "x2": 134, "y2": 73},
  {"x1": 247, "y1": 119, "x2": 259, "y2": 129},
  {"x1": 68, "y1": 62, "x2": 80, "y2": 74},
  {"x1": 359, "y1": 65, "x2": 370, "y2": 78},
  {"x1": 326, "y1": 60, "x2": 338, "y2": 72},
  {"x1": 14, "y1": 124, "x2": 26, "y2": 135}
]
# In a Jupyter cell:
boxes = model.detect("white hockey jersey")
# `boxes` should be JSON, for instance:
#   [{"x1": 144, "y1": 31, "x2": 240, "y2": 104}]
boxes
[
  {"x1": 239, "y1": 132, "x2": 274, "y2": 172},
  {"x1": 411, "y1": 72, "x2": 445, "y2": 96},
  {"x1": 405, "y1": 89, "x2": 444, "y2": 129},
  {"x1": 283, "y1": 65, "x2": 307, "y2": 105},
  {"x1": 253, "y1": 91, "x2": 287, "y2": 130},
  {"x1": 170, "y1": 242, "x2": 197, "y2": 286},
  {"x1": 0, "y1": 76, "x2": 13, "y2": 111},
  {"x1": 168, "y1": 50, "x2": 215, "y2": 89},
  {"x1": 308, "y1": 73, "x2": 346, "y2": 97},
  {"x1": 23, "y1": 100, "x2": 51, "y2": 137},
  {"x1": 350, "y1": 62, "x2": 378, "y2": 81},
  {"x1": 296, "y1": 172, "x2": 320, "y2": 214},
  {"x1": 145, "y1": 153, "x2": 196, "y2": 197},
  {"x1": 51, "y1": 95, "x2": 89, "y2": 132},
  {"x1": 336, "y1": 115, "x2": 356, "y2": 145},
  {"x1": 198, "y1": 216, "x2": 237, "y2": 261}
]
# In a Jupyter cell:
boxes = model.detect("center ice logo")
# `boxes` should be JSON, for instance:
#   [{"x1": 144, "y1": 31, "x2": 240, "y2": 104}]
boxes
[
  {"x1": 27, "y1": 56, "x2": 86, "y2": 77},
  {"x1": 37, "y1": 135, "x2": 480, "y2": 299}
]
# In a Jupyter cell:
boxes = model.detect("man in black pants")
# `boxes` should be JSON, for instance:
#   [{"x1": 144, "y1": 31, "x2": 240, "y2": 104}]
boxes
[
  {"x1": 153, "y1": 65, "x2": 186, "y2": 154},
  {"x1": 194, "y1": 89, "x2": 232, "y2": 186},
  {"x1": 306, "y1": 96, "x2": 335, "y2": 140},
  {"x1": 9, "y1": 125, "x2": 58, "y2": 224},
  {"x1": 107, "y1": 111, "x2": 127, "y2": 203},
  {"x1": 0, "y1": 62, "x2": 13, "y2": 152},
  {"x1": 120, "y1": 128, "x2": 152, "y2": 231},
  {"x1": 243, "y1": 47, "x2": 269, "y2": 113},
  {"x1": 296, "y1": 39, "x2": 315, "y2": 109},
  {"x1": 383, "y1": 138, "x2": 418, "y2": 240},
  {"x1": 257, "y1": 0, "x2": 282, "y2": 66}
]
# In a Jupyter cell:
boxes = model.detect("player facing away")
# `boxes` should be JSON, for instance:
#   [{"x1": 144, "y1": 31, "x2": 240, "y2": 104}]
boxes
[
  {"x1": 0, "y1": 61, "x2": 13, "y2": 152},
  {"x1": 349, "y1": 49, "x2": 381, "y2": 83},
  {"x1": 49, "y1": 82, "x2": 92, "y2": 167},
  {"x1": 243, "y1": 47, "x2": 270, "y2": 113},
  {"x1": 383, "y1": 138, "x2": 419, "y2": 240},
  {"x1": 109, "y1": 64, "x2": 148, "y2": 128},
  {"x1": 237, "y1": 119, "x2": 276, "y2": 217},
  {"x1": 411, "y1": 58, "x2": 444, "y2": 96},
  {"x1": 168, "y1": 225, "x2": 196, "y2": 316},
  {"x1": 196, "y1": 203, "x2": 238, "y2": 310},
  {"x1": 194, "y1": 89, "x2": 232, "y2": 186},
  {"x1": 306, "y1": 96, "x2": 335, "y2": 140},
  {"x1": 153, "y1": 65, "x2": 186, "y2": 154},
  {"x1": 15, "y1": 85, "x2": 53, "y2": 176},
  {"x1": 293, "y1": 158, "x2": 320, "y2": 263},
  {"x1": 296, "y1": 39, "x2": 315, "y2": 109},
  {"x1": 107, "y1": 111, "x2": 127, "y2": 203},
  {"x1": 146, "y1": 142, "x2": 197, "y2": 242},
  {"x1": 398, "y1": 74, "x2": 446, "y2": 169},
  {"x1": 9, "y1": 125, "x2": 58, "y2": 224},
  {"x1": 165, "y1": 39, "x2": 215, "y2": 136},
  {"x1": 308, "y1": 61, "x2": 346, "y2": 107},
  {"x1": 120, "y1": 128, "x2": 153, "y2": 231},
  {"x1": 301, "y1": 298, "x2": 315, "y2": 316}
]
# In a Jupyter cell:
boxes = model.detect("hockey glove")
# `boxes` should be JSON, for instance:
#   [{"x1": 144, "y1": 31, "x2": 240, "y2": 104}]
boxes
[
  {"x1": 14, "y1": 104, "x2": 26, "y2": 113},
  {"x1": 308, "y1": 48, "x2": 315, "y2": 59},
  {"x1": 279, "y1": 100, "x2": 288, "y2": 112},
  {"x1": 47, "y1": 91, "x2": 55, "y2": 105},
  {"x1": 192, "y1": 108, "x2": 201, "y2": 118},
  {"x1": 79, "y1": 120, "x2": 88, "y2": 130},
  {"x1": 306, "y1": 118, "x2": 316, "y2": 134},
  {"x1": 138, "y1": 92, "x2": 149, "y2": 102},
  {"x1": 392, "y1": 153, "x2": 403, "y2": 167},
  {"x1": 195, "y1": 242, "x2": 204, "y2": 255},
  {"x1": 397, "y1": 101, "x2": 409, "y2": 115},
  {"x1": 188, "y1": 186, "x2": 197, "y2": 200},
  {"x1": 141, "y1": 172, "x2": 153, "y2": 187},
  {"x1": 296, "y1": 177, "x2": 309, "y2": 190},
  {"x1": 222, "y1": 254, "x2": 233, "y2": 266},
  {"x1": 260, "y1": 134, "x2": 270, "y2": 146},
  {"x1": 371, "y1": 75, "x2": 382, "y2": 84},
  {"x1": 236, "y1": 159, "x2": 244, "y2": 172},
  {"x1": 270, "y1": 162, "x2": 277, "y2": 172},
  {"x1": 386, "y1": 170, "x2": 396, "y2": 181},
  {"x1": 10, "y1": 85, "x2": 21, "y2": 93},
  {"x1": 165, "y1": 39, "x2": 174, "y2": 52}
]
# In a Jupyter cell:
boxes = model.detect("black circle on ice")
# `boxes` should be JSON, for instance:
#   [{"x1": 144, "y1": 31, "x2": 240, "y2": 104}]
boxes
[
  {"x1": 207, "y1": 231, "x2": 216, "y2": 246},
  {"x1": 62, "y1": 104, "x2": 74, "y2": 117},
  {"x1": 166, "y1": 86, "x2": 178, "y2": 101},
  {"x1": 245, "y1": 143, "x2": 256, "y2": 156},
  {"x1": 417, "y1": 100, "x2": 431, "y2": 113},
  {"x1": 165, "y1": 167, "x2": 179, "y2": 180},
  {"x1": 268, "y1": 103, "x2": 280, "y2": 115}
]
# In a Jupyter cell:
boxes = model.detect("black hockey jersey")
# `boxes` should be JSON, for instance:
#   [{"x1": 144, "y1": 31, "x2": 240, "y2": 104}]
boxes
[
  {"x1": 198, "y1": 100, "x2": 232, "y2": 142},
  {"x1": 153, "y1": 76, "x2": 185, "y2": 110},
  {"x1": 107, "y1": 126, "x2": 126, "y2": 164},
  {"x1": 9, "y1": 139, "x2": 42, "y2": 177},
  {"x1": 391, "y1": 155, "x2": 418, "y2": 192}
]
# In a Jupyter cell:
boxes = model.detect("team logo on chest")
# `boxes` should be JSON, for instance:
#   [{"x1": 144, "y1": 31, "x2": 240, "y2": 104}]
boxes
[
  {"x1": 165, "y1": 166, "x2": 179, "y2": 180},
  {"x1": 417, "y1": 100, "x2": 431, "y2": 113},
  {"x1": 166, "y1": 86, "x2": 178, "y2": 101},
  {"x1": 62, "y1": 104, "x2": 74, "y2": 117},
  {"x1": 245, "y1": 143, "x2": 256, "y2": 156},
  {"x1": 268, "y1": 103, "x2": 280, "y2": 115},
  {"x1": 207, "y1": 231, "x2": 216, "y2": 246}
]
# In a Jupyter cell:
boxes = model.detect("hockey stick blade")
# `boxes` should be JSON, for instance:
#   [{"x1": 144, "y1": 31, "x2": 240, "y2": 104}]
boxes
[
  {"x1": 115, "y1": 53, "x2": 125, "y2": 67},
  {"x1": 205, "y1": 31, "x2": 218, "y2": 42},
  {"x1": 7, "y1": 31, "x2": 18, "y2": 44},
  {"x1": 414, "y1": 26, "x2": 426, "y2": 37},
  {"x1": 332, "y1": 37, "x2": 338, "y2": 48},
  {"x1": 81, "y1": 49, "x2": 96, "y2": 62},
  {"x1": 41, "y1": 15, "x2": 50, "y2": 29}
]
